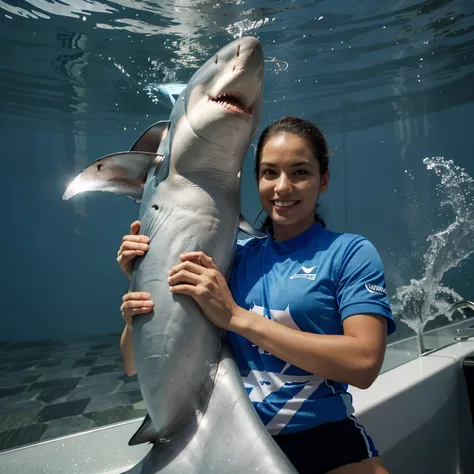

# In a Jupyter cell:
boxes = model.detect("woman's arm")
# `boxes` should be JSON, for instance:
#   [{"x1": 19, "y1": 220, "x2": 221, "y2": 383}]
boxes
[
  {"x1": 231, "y1": 309, "x2": 387, "y2": 389},
  {"x1": 116, "y1": 220, "x2": 152, "y2": 377},
  {"x1": 119, "y1": 291, "x2": 155, "y2": 376},
  {"x1": 168, "y1": 251, "x2": 389, "y2": 390},
  {"x1": 120, "y1": 323, "x2": 137, "y2": 376}
]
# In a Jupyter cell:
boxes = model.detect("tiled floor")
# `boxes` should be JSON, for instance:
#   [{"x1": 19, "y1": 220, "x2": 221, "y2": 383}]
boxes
[{"x1": 0, "y1": 333, "x2": 147, "y2": 452}]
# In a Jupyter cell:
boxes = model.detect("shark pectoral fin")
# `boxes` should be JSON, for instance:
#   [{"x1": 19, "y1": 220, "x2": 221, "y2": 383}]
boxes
[
  {"x1": 128, "y1": 413, "x2": 158, "y2": 446},
  {"x1": 130, "y1": 121, "x2": 171, "y2": 153},
  {"x1": 239, "y1": 214, "x2": 267, "y2": 239},
  {"x1": 62, "y1": 151, "x2": 161, "y2": 201}
]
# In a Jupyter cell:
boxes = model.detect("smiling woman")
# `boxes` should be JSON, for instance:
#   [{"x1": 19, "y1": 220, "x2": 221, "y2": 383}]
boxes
[
  {"x1": 1, "y1": 0, "x2": 474, "y2": 464},
  {"x1": 255, "y1": 117, "x2": 330, "y2": 239},
  {"x1": 119, "y1": 116, "x2": 396, "y2": 474}
]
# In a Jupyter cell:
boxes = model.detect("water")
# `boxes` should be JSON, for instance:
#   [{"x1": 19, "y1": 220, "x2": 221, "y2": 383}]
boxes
[
  {"x1": 392, "y1": 157, "x2": 474, "y2": 351},
  {"x1": 1, "y1": 0, "x2": 474, "y2": 452}
]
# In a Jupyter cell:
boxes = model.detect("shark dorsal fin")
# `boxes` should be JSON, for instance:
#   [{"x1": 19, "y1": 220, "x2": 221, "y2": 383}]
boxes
[{"x1": 131, "y1": 121, "x2": 170, "y2": 153}]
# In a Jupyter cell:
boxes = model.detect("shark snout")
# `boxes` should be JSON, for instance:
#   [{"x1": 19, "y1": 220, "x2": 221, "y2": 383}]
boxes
[
  {"x1": 230, "y1": 37, "x2": 263, "y2": 76},
  {"x1": 235, "y1": 36, "x2": 262, "y2": 58},
  {"x1": 214, "y1": 37, "x2": 262, "y2": 67},
  {"x1": 207, "y1": 37, "x2": 263, "y2": 114},
  {"x1": 184, "y1": 36, "x2": 264, "y2": 142}
]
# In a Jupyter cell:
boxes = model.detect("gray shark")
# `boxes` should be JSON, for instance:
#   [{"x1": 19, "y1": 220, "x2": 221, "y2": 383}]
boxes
[{"x1": 63, "y1": 37, "x2": 297, "y2": 473}]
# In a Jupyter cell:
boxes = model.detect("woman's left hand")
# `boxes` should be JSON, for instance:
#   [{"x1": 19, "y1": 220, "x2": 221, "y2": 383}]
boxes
[{"x1": 168, "y1": 251, "x2": 240, "y2": 331}]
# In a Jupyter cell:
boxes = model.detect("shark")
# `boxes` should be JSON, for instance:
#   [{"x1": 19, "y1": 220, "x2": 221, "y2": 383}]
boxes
[{"x1": 63, "y1": 36, "x2": 297, "y2": 474}]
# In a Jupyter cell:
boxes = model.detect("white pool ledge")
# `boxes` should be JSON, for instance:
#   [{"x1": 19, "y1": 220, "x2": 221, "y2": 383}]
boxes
[{"x1": 2, "y1": 335, "x2": 474, "y2": 473}]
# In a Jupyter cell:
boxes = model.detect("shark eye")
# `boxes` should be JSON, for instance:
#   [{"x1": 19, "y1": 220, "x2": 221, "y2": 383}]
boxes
[
  {"x1": 214, "y1": 55, "x2": 218, "y2": 64},
  {"x1": 236, "y1": 45, "x2": 240, "y2": 57}
]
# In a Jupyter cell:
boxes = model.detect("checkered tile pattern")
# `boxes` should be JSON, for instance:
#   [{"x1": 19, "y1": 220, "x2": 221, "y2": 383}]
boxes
[{"x1": 0, "y1": 334, "x2": 146, "y2": 451}]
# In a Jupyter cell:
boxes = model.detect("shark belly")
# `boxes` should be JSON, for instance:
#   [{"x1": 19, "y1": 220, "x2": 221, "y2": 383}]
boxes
[
  {"x1": 130, "y1": 182, "x2": 239, "y2": 438},
  {"x1": 62, "y1": 36, "x2": 298, "y2": 473}
]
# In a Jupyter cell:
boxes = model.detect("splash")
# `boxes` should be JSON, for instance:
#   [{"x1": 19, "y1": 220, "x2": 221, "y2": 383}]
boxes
[
  {"x1": 265, "y1": 57, "x2": 289, "y2": 73},
  {"x1": 392, "y1": 157, "x2": 474, "y2": 352},
  {"x1": 225, "y1": 17, "x2": 274, "y2": 39}
]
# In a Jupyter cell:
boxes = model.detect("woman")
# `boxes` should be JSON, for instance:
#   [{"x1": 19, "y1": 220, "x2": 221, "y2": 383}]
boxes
[{"x1": 118, "y1": 117, "x2": 396, "y2": 474}]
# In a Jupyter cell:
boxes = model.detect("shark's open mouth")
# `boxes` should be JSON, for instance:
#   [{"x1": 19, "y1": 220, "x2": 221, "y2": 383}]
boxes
[{"x1": 208, "y1": 93, "x2": 253, "y2": 117}]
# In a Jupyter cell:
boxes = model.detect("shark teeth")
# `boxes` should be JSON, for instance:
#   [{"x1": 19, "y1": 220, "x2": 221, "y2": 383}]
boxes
[{"x1": 208, "y1": 93, "x2": 253, "y2": 116}]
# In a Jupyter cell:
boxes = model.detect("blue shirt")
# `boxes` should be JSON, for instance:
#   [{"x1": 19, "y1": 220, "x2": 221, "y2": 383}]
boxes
[{"x1": 227, "y1": 222, "x2": 396, "y2": 435}]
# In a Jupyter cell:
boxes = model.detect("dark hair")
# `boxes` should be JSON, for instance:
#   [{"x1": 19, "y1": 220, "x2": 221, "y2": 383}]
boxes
[{"x1": 254, "y1": 116, "x2": 329, "y2": 231}]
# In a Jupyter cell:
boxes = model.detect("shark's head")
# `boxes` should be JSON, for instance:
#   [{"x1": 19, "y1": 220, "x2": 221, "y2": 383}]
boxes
[{"x1": 182, "y1": 36, "x2": 264, "y2": 150}]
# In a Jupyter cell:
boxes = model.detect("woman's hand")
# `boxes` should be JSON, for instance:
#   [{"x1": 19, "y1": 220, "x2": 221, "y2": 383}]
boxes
[
  {"x1": 117, "y1": 221, "x2": 150, "y2": 279},
  {"x1": 168, "y1": 252, "x2": 242, "y2": 331},
  {"x1": 120, "y1": 292, "x2": 154, "y2": 326}
]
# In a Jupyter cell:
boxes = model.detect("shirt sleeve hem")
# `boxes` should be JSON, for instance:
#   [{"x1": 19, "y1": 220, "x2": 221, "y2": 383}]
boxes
[{"x1": 340, "y1": 303, "x2": 396, "y2": 335}]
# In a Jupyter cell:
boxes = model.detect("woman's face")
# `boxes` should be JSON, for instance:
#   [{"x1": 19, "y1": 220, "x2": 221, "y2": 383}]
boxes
[{"x1": 258, "y1": 132, "x2": 329, "y2": 240}]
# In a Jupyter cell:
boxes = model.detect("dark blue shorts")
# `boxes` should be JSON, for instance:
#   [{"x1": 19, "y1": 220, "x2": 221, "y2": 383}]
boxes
[{"x1": 272, "y1": 416, "x2": 379, "y2": 474}]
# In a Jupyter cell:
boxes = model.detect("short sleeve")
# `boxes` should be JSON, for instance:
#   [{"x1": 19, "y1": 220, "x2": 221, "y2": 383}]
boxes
[
  {"x1": 234, "y1": 238, "x2": 253, "y2": 265},
  {"x1": 230, "y1": 237, "x2": 257, "y2": 279},
  {"x1": 336, "y1": 238, "x2": 396, "y2": 336}
]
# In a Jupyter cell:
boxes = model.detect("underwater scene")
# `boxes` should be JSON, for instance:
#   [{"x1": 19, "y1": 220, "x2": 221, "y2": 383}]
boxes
[{"x1": 1, "y1": 0, "x2": 473, "y2": 452}]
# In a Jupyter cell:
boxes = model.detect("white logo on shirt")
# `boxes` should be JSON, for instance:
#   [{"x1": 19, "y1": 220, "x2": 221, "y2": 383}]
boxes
[
  {"x1": 249, "y1": 303, "x2": 302, "y2": 373},
  {"x1": 290, "y1": 265, "x2": 318, "y2": 281},
  {"x1": 365, "y1": 283, "x2": 387, "y2": 295},
  {"x1": 244, "y1": 303, "x2": 327, "y2": 435}
]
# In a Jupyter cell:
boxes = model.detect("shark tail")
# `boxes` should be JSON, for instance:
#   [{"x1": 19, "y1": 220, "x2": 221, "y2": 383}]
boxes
[{"x1": 122, "y1": 343, "x2": 297, "y2": 474}]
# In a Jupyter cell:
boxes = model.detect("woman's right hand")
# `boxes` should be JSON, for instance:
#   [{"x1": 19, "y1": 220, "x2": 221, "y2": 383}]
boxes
[
  {"x1": 121, "y1": 292, "x2": 154, "y2": 326},
  {"x1": 117, "y1": 220, "x2": 150, "y2": 279}
]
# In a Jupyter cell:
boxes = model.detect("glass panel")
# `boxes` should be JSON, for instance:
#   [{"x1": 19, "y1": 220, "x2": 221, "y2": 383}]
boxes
[{"x1": 1, "y1": 0, "x2": 473, "y2": 451}]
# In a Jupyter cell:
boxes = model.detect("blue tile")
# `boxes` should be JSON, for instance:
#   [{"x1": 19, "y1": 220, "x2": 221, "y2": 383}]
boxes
[
  {"x1": 86, "y1": 364, "x2": 120, "y2": 376},
  {"x1": 83, "y1": 405, "x2": 147, "y2": 427},
  {"x1": 0, "y1": 409, "x2": 40, "y2": 432},
  {"x1": 68, "y1": 381, "x2": 122, "y2": 401},
  {"x1": 41, "y1": 415, "x2": 96, "y2": 441},
  {"x1": 36, "y1": 398, "x2": 90, "y2": 423},
  {"x1": 29, "y1": 377, "x2": 81, "y2": 392},
  {"x1": 0, "y1": 423, "x2": 48, "y2": 451},
  {"x1": 73, "y1": 357, "x2": 97, "y2": 368},
  {"x1": 0, "y1": 385, "x2": 27, "y2": 398},
  {"x1": 0, "y1": 400, "x2": 44, "y2": 416},
  {"x1": 37, "y1": 386, "x2": 75, "y2": 404}
]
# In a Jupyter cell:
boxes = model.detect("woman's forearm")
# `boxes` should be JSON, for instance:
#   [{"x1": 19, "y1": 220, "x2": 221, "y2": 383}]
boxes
[
  {"x1": 231, "y1": 308, "x2": 384, "y2": 389},
  {"x1": 120, "y1": 324, "x2": 137, "y2": 376}
]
